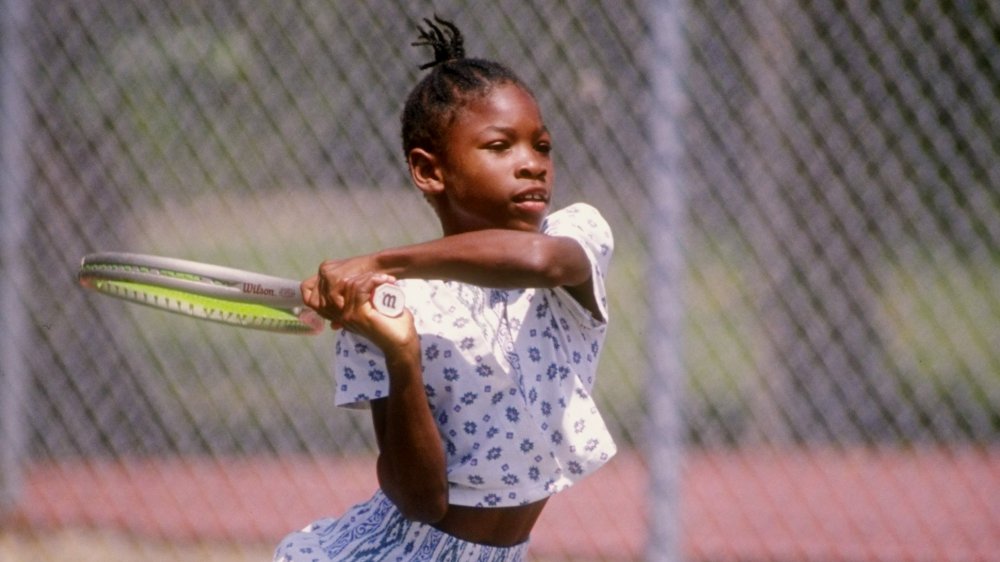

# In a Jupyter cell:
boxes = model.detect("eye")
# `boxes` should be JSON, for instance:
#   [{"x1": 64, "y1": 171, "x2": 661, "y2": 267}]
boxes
[
  {"x1": 484, "y1": 140, "x2": 510, "y2": 152},
  {"x1": 535, "y1": 139, "x2": 552, "y2": 155}
]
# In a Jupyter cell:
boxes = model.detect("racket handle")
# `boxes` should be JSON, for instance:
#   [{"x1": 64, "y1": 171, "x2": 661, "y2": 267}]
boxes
[{"x1": 372, "y1": 284, "x2": 405, "y2": 317}]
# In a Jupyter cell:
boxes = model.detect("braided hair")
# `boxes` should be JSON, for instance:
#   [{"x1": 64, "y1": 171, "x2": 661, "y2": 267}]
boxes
[{"x1": 401, "y1": 16, "x2": 532, "y2": 157}]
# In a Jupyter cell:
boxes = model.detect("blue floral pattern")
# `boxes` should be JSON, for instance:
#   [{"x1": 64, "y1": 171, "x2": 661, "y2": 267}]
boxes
[
  {"x1": 273, "y1": 490, "x2": 528, "y2": 561},
  {"x1": 334, "y1": 203, "x2": 616, "y2": 507}
]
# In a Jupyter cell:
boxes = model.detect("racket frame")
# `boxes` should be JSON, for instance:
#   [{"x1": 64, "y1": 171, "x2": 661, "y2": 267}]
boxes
[
  {"x1": 79, "y1": 252, "x2": 406, "y2": 334},
  {"x1": 79, "y1": 252, "x2": 303, "y2": 307}
]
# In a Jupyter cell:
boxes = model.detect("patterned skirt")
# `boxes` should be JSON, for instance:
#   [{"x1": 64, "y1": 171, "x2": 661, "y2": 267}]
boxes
[{"x1": 273, "y1": 490, "x2": 530, "y2": 562}]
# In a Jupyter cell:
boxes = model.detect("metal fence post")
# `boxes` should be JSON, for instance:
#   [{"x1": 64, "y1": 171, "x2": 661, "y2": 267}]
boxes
[
  {"x1": 645, "y1": 1, "x2": 689, "y2": 560},
  {"x1": 0, "y1": 0, "x2": 31, "y2": 513}
]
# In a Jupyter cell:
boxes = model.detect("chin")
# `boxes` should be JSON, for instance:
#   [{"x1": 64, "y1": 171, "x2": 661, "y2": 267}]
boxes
[{"x1": 509, "y1": 219, "x2": 544, "y2": 232}]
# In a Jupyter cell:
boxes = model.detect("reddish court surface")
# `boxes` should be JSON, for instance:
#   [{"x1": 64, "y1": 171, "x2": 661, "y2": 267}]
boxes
[{"x1": 9, "y1": 447, "x2": 1000, "y2": 561}]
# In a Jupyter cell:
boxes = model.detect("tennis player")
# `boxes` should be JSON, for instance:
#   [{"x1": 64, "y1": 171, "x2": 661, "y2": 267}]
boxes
[{"x1": 277, "y1": 16, "x2": 616, "y2": 561}]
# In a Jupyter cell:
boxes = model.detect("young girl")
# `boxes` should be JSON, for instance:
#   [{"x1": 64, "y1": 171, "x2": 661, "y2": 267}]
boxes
[{"x1": 276, "y1": 16, "x2": 616, "y2": 561}]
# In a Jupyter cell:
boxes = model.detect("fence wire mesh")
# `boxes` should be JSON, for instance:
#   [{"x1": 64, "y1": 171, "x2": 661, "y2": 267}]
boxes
[{"x1": 1, "y1": 1, "x2": 998, "y2": 561}]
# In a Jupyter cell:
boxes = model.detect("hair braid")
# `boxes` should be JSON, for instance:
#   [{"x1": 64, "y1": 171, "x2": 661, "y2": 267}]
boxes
[
  {"x1": 412, "y1": 16, "x2": 465, "y2": 70},
  {"x1": 400, "y1": 16, "x2": 532, "y2": 157}
]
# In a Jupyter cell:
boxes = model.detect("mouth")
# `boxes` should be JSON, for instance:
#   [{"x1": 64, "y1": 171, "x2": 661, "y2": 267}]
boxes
[
  {"x1": 509, "y1": 188, "x2": 550, "y2": 228},
  {"x1": 512, "y1": 189, "x2": 549, "y2": 205}
]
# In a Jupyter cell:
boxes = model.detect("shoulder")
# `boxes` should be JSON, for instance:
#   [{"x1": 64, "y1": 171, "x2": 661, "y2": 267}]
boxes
[
  {"x1": 543, "y1": 202, "x2": 609, "y2": 229},
  {"x1": 543, "y1": 204, "x2": 613, "y2": 250},
  {"x1": 543, "y1": 203, "x2": 613, "y2": 268},
  {"x1": 541, "y1": 204, "x2": 614, "y2": 323}
]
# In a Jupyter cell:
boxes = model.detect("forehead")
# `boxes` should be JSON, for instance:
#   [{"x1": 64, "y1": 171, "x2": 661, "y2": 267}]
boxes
[{"x1": 450, "y1": 83, "x2": 545, "y2": 133}]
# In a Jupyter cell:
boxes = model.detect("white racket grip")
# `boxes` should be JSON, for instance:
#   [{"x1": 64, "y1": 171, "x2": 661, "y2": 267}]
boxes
[{"x1": 372, "y1": 283, "x2": 405, "y2": 317}]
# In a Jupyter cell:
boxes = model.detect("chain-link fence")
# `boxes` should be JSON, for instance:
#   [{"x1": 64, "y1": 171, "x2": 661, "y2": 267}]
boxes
[{"x1": 1, "y1": 1, "x2": 997, "y2": 561}]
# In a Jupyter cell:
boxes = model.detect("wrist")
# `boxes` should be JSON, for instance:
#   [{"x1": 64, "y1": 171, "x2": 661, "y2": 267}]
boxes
[
  {"x1": 373, "y1": 247, "x2": 409, "y2": 278},
  {"x1": 384, "y1": 336, "x2": 421, "y2": 371}
]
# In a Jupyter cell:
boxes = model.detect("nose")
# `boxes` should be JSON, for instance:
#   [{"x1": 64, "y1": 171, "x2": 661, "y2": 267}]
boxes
[{"x1": 516, "y1": 148, "x2": 548, "y2": 180}]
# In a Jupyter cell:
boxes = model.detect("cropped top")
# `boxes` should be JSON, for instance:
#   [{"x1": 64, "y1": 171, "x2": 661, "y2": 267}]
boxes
[{"x1": 332, "y1": 203, "x2": 617, "y2": 507}]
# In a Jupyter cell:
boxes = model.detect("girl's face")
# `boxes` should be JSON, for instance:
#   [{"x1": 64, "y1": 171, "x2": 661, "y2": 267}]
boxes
[{"x1": 434, "y1": 83, "x2": 554, "y2": 234}]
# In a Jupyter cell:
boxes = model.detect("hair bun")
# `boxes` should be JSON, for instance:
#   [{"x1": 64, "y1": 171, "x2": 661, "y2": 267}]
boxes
[{"x1": 412, "y1": 16, "x2": 466, "y2": 70}]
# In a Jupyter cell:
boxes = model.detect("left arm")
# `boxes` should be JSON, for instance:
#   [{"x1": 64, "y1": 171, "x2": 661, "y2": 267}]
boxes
[
  {"x1": 303, "y1": 229, "x2": 599, "y2": 322},
  {"x1": 371, "y1": 229, "x2": 591, "y2": 289}
]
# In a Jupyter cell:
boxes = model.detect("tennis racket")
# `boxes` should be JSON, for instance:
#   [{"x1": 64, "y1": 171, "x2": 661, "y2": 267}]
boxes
[{"x1": 78, "y1": 252, "x2": 405, "y2": 335}]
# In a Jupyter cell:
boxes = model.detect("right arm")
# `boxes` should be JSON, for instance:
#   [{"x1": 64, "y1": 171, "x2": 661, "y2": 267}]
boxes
[
  {"x1": 305, "y1": 273, "x2": 448, "y2": 523},
  {"x1": 370, "y1": 346, "x2": 449, "y2": 523}
]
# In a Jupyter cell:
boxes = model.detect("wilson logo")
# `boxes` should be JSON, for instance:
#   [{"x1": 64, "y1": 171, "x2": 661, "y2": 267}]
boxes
[
  {"x1": 372, "y1": 284, "x2": 405, "y2": 317},
  {"x1": 243, "y1": 283, "x2": 275, "y2": 296},
  {"x1": 379, "y1": 292, "x2": 398, "y2": 309}
]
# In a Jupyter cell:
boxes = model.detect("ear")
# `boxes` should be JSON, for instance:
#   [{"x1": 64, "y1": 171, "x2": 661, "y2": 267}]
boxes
[{"x1": 407, "y1": 148, "x2": 446, "y2": 197}]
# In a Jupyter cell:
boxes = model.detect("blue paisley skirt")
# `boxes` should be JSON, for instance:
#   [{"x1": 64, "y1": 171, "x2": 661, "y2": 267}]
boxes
[{"x1": 273, "y1": 490, "x2": 530, "y2": 562}]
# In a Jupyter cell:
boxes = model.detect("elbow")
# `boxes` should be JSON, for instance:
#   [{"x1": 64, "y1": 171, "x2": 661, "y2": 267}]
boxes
[
  {"x1": 378, "y1": 457, "x2": 449, "y2": 523},
  {"x1": 402, "y1": 490, "x2": 449, "y2": 524},
  {"x1": 524, "y1": 237, "x2": 590, "y2": 288},
  {"x1": 393, "y1": 482, "x2": 449, "y2": 524}
]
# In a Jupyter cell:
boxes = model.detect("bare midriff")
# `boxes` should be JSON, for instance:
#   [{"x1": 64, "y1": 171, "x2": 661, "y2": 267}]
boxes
[{"x1": 432, "y1": 498, "x2": 549, "y2": 547}]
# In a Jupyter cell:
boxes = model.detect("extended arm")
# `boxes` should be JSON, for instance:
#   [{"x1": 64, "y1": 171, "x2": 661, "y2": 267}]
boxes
[
  {"x1": 304, "y1": 229, "x2": 600, "y2": 323},
  {"x1": 373, "y1": 229, "x2": 591, "y2": 288}
]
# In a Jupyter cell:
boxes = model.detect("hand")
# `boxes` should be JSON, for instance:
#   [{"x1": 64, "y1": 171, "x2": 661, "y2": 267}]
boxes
[
  {"x1": 303, "y1": 268, "x2": 417, "y2": 351},
  {"x1": 335, "y1": 273, "x2": 417, "y2": 353},
  {"x1": 300, "y1": 256, "x2": 379, "y2": 326}
]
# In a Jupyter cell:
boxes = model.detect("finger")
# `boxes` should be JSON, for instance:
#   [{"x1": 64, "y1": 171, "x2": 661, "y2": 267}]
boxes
[
  {"x1": 315, "y1": 270, "x2": 348, "y2": 315},
  {"x1": 300, "y1": 276, "x2": 318, "y2": 305},
  {"x1": 316, "y1": 267, "x2": 330, "y2": 294},
  {"x1": 340, "y1": 274, "x2": 380, "y2": 326},
  {"x1": 371, "y1": 273, "x2": 397, "y2": 285},
  {"x1": 316, "y1": 260, "x2": 338, "y2": 293},
  {"x1": 355, "y1": 274, "x2": 392, "y2": 312},
  {"x1": 340, "y1": 274, "x2": 361, "y2": 319},
  {"x1": 318, "y1": 259, "x2": 345, "y2": 282}
]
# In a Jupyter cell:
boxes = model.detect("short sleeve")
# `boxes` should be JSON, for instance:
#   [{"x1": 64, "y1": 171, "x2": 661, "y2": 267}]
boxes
[
  {"x1": 541, "y1": 203, "x2": 614, "y2": 323},
  {"x1": 332, "y1": 330, "x2": 389, "y2": 409}
]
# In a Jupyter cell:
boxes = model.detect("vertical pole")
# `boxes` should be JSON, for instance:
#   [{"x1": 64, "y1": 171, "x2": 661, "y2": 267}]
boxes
[
  {"x1": 0, "y1": 0, "x2": 31, "y2": 512},
  {"x1": 645, "y1": 0, "x2": 688, "y2": 560}
]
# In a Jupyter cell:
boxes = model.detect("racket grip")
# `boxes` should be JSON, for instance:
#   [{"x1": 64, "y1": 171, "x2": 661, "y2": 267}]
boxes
[{"x1": 372, "y1": 284, "x2": 405, "y2": 317}]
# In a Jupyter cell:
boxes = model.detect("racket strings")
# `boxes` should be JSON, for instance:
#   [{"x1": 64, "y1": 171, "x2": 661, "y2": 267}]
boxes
[
  {"x1": 78, "y1": 253, "x2": 322, "y2": 335},
  {"x1": 81, "y1": 262, "x2": 231, "y2": 288},
  {"x1": 90, "y1": 279, "x2": 316, "y2": 334}
]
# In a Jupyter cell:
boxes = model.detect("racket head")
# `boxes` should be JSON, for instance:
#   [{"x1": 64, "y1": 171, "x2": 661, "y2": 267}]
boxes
[{"x1": 78, "y1": 252, "x2": 322, "y2": 335}]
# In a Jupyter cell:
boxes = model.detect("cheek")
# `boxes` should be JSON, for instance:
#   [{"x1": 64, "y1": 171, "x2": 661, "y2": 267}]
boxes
[{"x1": 459, "y1": 159, "x2": 504, "y2": 192}]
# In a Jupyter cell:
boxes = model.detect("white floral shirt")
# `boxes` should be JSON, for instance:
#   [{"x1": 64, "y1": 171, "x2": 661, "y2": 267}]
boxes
[{"x1": 333, "y1": 203, "x2": 616, "y2": 507}]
